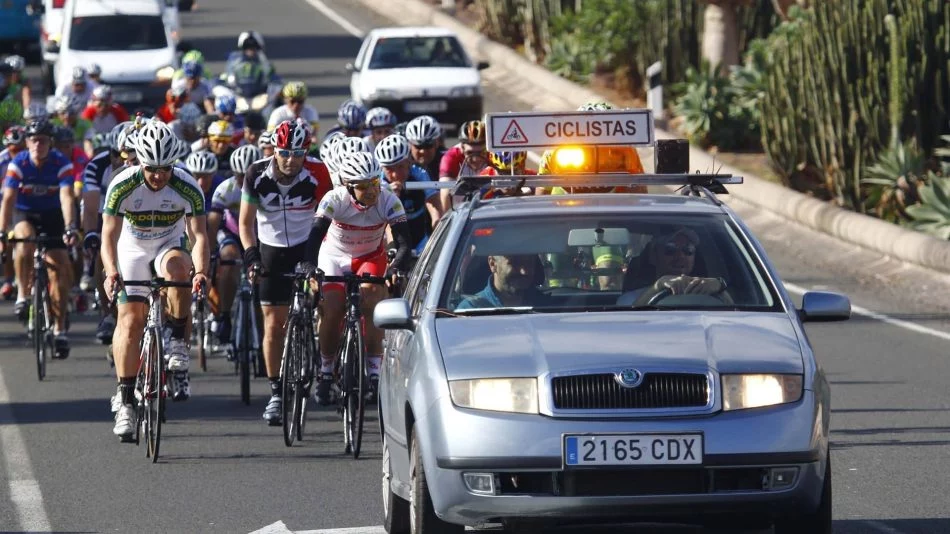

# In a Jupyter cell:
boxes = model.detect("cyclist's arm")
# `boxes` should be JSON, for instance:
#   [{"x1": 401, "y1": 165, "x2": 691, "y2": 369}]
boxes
[
  {"x1": 388, "y1": 220, "x2": 412, "y2": 274},
  {"x1": 60, "y1": 181, "x2": 78, "y2": 229},
  {"x1": 425, "y1": 194, "x2": 442, "y2": 228},
  {"x1": 101, "y1": 213, "x2": 121, "y2": 277},
  {"x1": 304, "y1": 215, "x2": 331, "y2": 265},
  {"x1": 81, "y1": 190, "x2": 100, "y2": 234},
  {"x1": 188, "y1": 214, "x2": 211, "y2": 277},
  {"x1": 238, "y1": 198, "x2": 258, "y2": 250},
  {"x1": 0, "y1": 186, "x2": 15, "y2": 234},
  {"x1": 207, "y1": 210, "x2": 222, "y2": 251}
]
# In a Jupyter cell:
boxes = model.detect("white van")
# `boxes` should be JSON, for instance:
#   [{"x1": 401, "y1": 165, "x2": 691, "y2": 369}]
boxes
[{"x1": 53, "y1": 0, "x2": 178, "y2": 108}]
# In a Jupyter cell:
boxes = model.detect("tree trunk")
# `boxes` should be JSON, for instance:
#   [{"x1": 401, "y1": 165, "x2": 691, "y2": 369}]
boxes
[{"x1": 701, "y1": 2, "x2": 740, "y2": 71}]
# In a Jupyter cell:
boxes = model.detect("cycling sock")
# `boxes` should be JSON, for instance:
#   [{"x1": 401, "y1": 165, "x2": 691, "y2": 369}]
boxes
[
  {"x1": 119, "y1": 377, "x2": 136, "y2": 405},
  {"x1": 366, "y1": 355, "x2": 382, "y2": 375},
  {"x1": 320, "y1": 353, "x2": 334, "y2": 374},
  {"x1": 269, "y1": 378, "x2": 281, "y2": 396},
  {"x1": 167, "y1": 316, "x2": 187, "y2": 339}
]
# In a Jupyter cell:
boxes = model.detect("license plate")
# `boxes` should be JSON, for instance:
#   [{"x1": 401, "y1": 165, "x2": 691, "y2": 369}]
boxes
[
  {"x1": 564, "y1": 434, "x2": 703, "y2": 467},
  {"x1": 404, "y1": 100, "x2": 447, "y2": 113},
  {"x1": 112, "y1": 90, "x2": 143, "y2": 104}
]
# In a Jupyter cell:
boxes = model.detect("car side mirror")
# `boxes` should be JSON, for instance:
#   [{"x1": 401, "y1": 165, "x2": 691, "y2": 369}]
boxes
[
  {"x1": 27, "y1": 0, "x2": 45, "y2": 15},
  {"x1": 374, "y1": 298, "x2": 414, "y2": 331},
  {"x1": 476, "y1": 61, "x2": 490, "y2": 71},
  {"x1": 45, "y1": 42, "x2": 60, "y2": 55},
  {"x1": 799, "y1": 291, "x2": 851, "y2": 322},
  {"x1": 345, "y1": 62, "x2": 355, "y2": 73}
]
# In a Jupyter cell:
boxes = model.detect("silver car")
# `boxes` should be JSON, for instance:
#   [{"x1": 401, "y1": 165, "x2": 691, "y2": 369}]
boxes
[{"x1": 374, "y1": 179, "x2": 850, "y2": 534}]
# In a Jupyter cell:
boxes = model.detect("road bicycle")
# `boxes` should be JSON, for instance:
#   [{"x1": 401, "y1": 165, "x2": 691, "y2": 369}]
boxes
[
  {"x1": 230, "y1": 258, "x2": 262, "y2": 406},
  {"x1": 120, "y1": 277, "x2": 193, "y2": 463},
  {"x1": 279, "y1": 264, "x2": 318, "y2": 447}
]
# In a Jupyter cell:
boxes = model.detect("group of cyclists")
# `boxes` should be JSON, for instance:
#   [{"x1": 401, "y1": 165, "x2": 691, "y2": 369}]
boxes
[{"x1": 0, "y1": 31, "x2": 638, "y2": 445}]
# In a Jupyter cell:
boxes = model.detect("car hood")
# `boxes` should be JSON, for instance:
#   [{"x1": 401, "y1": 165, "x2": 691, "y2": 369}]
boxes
[
  {"x1": 434, "y1": 311, "x2": 804, "y2": 380},
  {"x1": 57, "y1": 48, "x2": 174, "y2": 85},
  {"x1": 359, "y1": 67, "x2": 480, "y2": 97}
]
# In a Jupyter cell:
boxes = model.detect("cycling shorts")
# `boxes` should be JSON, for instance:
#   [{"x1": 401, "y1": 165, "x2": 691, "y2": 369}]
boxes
[
  {"x1": 13, "y1": 210, "x2": 66, "y2": 250},
  {"x1": 117, "y1": 234, "x2": 187, "y2": 303},
  {"x1": 317, "y1": 246, "x2": 387, "y2": 293},
  {"x1": 259, "y1": 241, "x2": 307, "y2": 306},
  {"x1": 217, "y1": 228, "x2": 242, "y2": 252}
]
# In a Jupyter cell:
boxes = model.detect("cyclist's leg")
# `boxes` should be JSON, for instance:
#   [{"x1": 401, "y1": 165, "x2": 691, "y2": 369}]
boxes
[
  {"x1": 354, "y1": 248, "x2": 388, "y2": 389},
  {"x1": 314, "y1": 251, "x2": 349, "y2": 405},
  {"x1": 258, "y1": 242, "x2": 304, "y2": 420},
  {"x1": 112, "y1": 249, "x2": 150, "y2": 438},
  {"x1": 43, "y1": 248, "x2": 72, "y2": 333},
  {"x1": 11, "y1": 216, "x2": 37, "y2": 317},
  {"x1": 213, "y1": 231, "x2": 241, "y2": 341},
  {"x1": 156, "y1": 245, "x2": 193, "y2": 364}
]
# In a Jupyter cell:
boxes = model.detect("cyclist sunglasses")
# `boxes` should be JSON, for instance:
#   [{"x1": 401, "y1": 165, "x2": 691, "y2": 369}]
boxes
[
  {"x1": 352, "y1": 178, "x2": 380, "y2": 191},
  {"x1": 412, "y1": 142, "x2": 435, "y2": 149},
  {"x1": 662, "y1": 243, "x2": 696, "y2": 257},
  {"x1": 277, "y1": 148, "x2": 307, "y2": 158},
  {"x1": 144, "y1": 164, "x2": 173, "y2": 173}
]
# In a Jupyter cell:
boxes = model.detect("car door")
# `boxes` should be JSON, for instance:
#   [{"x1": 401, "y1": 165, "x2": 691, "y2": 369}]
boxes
[
  {"x1": 349, "y1": 34, "x2": 373, "y2": 102},
  {"x1": 385, "y1": 215, "x2": 453, "y2": 448}
]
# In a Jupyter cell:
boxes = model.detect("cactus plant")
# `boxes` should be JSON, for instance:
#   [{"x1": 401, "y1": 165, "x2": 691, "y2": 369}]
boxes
[{"x1": 906, "y1": 176, "x2": 950, "y2": 239}]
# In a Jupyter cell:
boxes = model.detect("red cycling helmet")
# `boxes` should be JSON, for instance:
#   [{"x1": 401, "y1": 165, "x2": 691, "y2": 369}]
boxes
[{"x1": 273, "y1": 119, "x2": 312, "y2": 150}]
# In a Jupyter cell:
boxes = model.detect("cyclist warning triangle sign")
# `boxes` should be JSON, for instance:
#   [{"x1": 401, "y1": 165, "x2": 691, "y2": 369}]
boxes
[{"x1": 499, "y1": 119, "x2": 529, "y2": 145}]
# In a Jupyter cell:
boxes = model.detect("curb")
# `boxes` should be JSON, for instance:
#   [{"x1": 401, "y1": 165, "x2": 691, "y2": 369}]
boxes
[{"x1": 356, "y1": 0, "x2": 950, "y2": 274}]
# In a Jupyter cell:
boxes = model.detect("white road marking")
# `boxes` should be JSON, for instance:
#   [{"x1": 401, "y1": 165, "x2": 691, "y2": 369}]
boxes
[
  {"x1": 863, "y1": 520, "x2": 905, "y2": 534},
  {"x1": 296, "y1": 527, "x2": 386, "y2": 534},
  {"x1": 784, "y1": 282, "x2": 950, "y2": 342},
  {"x1": 0, "y1": 365, "x2": 52, "y2": 532},
  {"x1": 300, "y1": 0, "x2": 366, "y2": 38}
]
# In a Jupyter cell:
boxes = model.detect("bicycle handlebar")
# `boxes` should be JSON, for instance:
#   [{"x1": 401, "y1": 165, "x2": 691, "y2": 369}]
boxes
[{"x1": 121, "y1": 279, "x2": 194, "y2": 289}]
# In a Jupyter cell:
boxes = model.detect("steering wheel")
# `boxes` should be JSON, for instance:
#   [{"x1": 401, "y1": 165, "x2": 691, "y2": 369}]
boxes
[{"x1": 646, "y1": 287, "x2": 673, "y2": 306}]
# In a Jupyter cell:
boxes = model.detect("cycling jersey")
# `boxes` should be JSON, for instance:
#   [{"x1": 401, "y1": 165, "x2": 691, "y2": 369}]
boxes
[
  {"x1": 53, "y1": 117, "x2": 95, "y2": 144},
  {"x1": 82, "y1": 150, "x2": 120, "y2": 211},
  {"x1": 104, "y1": 166, "x2": 205, "y2": 243},
  {"x1": 267, "y1": 104, "x2": 319, "y2": 131},
  {"x1": 4, "y1": 150, "x2": 74, "y2": 212},
  {"x1": 81, "y1": 104, "x2": 130, "y2": 134},
  {"x1": 171, "y1": 77, "x2": 214, "y2": 108},
  {"x1": 211, "y1": 177, "x2": 241, "y2": 235},
  {"x1": 201, "y1": 175, "x2": 227, "y2": 213},
  {"x1": 55, "y1": 82, "x2": 97, "y2": 108},
  {"x1": 422, "y1": 147, "x2": 446, "y2": 186},
  {"x1": 0, "y1": 148, "x2": 19, "y2": 180},
  {"x1": 380, "y1": 164, "x2": 436, "y2": 254},
  {"x1": 315, "y1": 186, "x2": 406, "y2": 259},
  {"x1": 242, "y1": 156, "x2": 332, "y2": 248},
  {"x1": 439, "y1": 143, "x2": 486, "y2": 179}
]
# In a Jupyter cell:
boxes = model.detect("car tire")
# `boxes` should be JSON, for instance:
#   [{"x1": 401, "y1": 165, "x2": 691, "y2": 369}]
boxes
[
  {"x1": 178, "y1": 0, "x2": 194, "y2": 11},
  {"x1": 40, "y1": 61, "x2": 55, "y2": 95},
  {"x1": 774, "y1": 450, "x2": 832, "y2": 534},
  {"x1": 409, "y1": 427, "x2": 464, "y2": 534},
  {"x1": 382, "y1": 433, "x2": 410, "y2": 534}
]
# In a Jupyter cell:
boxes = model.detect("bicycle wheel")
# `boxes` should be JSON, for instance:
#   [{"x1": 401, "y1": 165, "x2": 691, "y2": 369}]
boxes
[
  {"x1": 342, "y1": 323, "x2": 366, "y2": 459},
  {"x1": 144, "y1": 327, "x2": 165, "y2": 462},
  {"x1": 238, "y1": 299, "x2": 251, "y2": 406},
  {"x1": 294, "y1": 320, "x2": 313, "y2": 441},
  {"x1": 194, "y1": 300, "x2": 207, "y2": 372},
  {"x1": 32, "y1": 283, "x2": 45, "y2": 381},
  {"x1": 280, "y1": 317, "x2": 299, "y2": 447}
]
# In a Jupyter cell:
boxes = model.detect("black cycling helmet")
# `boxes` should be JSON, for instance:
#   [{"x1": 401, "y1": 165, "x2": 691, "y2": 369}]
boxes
[
  {"x1": 25, "y1": 119, "x2": 54, "y2": 138},
  {"x1": 243, "y1": 110, "x2": 266, "y2": 131},
  {"x1": 53, "y1": 125, "x2": 74, "y2": 144},
  {"x1": 196, "y1": 114, "x2": 216, "y2": 137}
]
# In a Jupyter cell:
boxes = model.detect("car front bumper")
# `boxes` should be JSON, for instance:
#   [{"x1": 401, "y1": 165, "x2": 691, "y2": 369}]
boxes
[
  {"x1": 415, "y1": 390, "x2": 828, "y2": 526},
  {"x1": 364, "y1": 95, "x2": 482, "y2": 130}
]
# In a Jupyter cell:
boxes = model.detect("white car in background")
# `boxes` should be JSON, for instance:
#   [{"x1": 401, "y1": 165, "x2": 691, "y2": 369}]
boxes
[
  {"x1": 52, "y1": 0, "x2": 178, "y2": 108},
  {"x1": 348, "y1": 26, "x2": 488, "y2": 130}
]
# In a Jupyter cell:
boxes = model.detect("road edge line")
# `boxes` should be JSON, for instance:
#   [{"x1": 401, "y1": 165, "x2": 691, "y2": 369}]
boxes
[{"x1": 300, "y1": 0, "x2": 365, "y2": 38}]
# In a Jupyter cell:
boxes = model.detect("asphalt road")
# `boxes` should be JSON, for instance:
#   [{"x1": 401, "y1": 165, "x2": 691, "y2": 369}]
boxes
[{"x1": 2, "y1": 0, "x2": 950, "y2": 533}]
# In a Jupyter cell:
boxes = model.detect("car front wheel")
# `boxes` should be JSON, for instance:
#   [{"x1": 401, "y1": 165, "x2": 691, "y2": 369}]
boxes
[
  {"x1": 409, "y1": 427, "x2": 463, "y2": 534},
  {"x1": 774, "y1": 450, "x2": 832, "y2": 534},
  {"x1": 382, "y1": 433, "x2": 410, "y2": 534}
]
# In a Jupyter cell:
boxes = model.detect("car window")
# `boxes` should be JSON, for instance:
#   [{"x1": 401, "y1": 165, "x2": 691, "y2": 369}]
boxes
[
  {"x1": 69, "y1": 15, "x2": 167, "y2": 51},
  {"x1": 440, "y1": 213, "x2": 781, "y2": 313},
  {"x1": 406, "y1": 216, "x2": 453, "y2": 316},
  {"x1": 368, "y1": 36, "x2": 470, "y2": 69}
]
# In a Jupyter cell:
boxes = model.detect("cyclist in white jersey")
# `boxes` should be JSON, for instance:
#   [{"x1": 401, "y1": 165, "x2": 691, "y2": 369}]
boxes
[
  {"x1": 307, "y1": 151, "x2": 412, "y2": 405},
  {"x1": 101, "y1": 121, "x2": 210, "y2": 440}
]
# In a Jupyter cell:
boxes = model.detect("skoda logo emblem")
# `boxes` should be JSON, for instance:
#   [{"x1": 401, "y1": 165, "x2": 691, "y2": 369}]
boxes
[{"x1": 616, "y1": 368, "x2": 643, "y2": 388}]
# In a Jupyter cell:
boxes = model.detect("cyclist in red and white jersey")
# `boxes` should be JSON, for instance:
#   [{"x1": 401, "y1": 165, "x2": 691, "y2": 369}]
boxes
[
  {"x1": 438, "y1": 119, "x2": 491, "y2": 210},
  {"x1": 307, "y1": 151, "x2": 412, "y2": 405},
  {"x1": 239, "y1": 120, "x2": 333, "y2": 425}
]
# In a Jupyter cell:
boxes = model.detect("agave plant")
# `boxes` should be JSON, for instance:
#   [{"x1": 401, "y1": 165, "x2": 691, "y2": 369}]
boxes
[
  {"x1": 905, "y1": 175, "x2": 950, "y2": 240},
  {"x1": 861, "y1": 141, "x2": 927, "y2": 222}
]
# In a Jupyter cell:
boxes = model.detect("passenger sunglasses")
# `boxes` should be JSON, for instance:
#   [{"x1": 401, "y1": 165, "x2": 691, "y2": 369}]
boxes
[
  {"x1": 352, "y1": 178, "x2": 380, "y2": 191},
  {"x1": 144, "y1": 164, "x2": 173, "y2": 173},
  {"x1": 662, "y1": 243, "x2": 696, "y2": 257},
  {"x1": 277, "y1": 148, "x2": 307, "y2": 158}
]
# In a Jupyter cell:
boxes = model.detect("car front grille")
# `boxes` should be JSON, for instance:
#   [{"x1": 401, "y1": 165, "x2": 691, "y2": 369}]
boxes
[
  {"x1": 493, "y1": 467, "x2": 769, "y2": 497},
  {"x1": 551, "y1": 372, "x2": 709, "y2": 410}
]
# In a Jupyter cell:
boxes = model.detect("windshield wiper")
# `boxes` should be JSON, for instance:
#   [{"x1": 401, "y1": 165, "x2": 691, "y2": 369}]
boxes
[
  {"x1": 449, "y1": 306, "x2": 536, "y2": 316},
  {"x1": 530, "y1": 305, "x2": 667, "y2": 313}
]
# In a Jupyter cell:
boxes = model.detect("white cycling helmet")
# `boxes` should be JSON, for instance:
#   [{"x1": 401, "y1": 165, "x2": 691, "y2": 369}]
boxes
[
  {"x1": 111, "y1": 121, "x2": 133, "y2": 151},
  {"x1": 405, "y1": 115, "x2": 441, "y2": 145},
  {"x1": 23, "y1": 102, "x2": 49, "y2": 122},
  {"x1": 320, "y1": 132, "x2": 345, "y2": 171},
  {"x1": 230, "y1": 144, "x2": 262, "y2": 174},
  {"x1": 92, "y1": 84, "x2": 112, "y2": 101},
  {"x1": 135, "y1": 121, "x2": 179, "y2": 166},
  {"x1": 172, "y1": 138, "x2": 192, "y2": 162},
  {"x1": 374, "y1": 134, "x2": 410, "y2": 166},
  {"x1": 53, "y1": 94, "x2": 82, "y2": 115},
  {"x1": 257, "y1": 130, "x2": 274, "y2": 149},
  {"x1": 89, "y1": 63, "x2": 102, "y2": 77},
  {"x1": 365, "y1": 107, "x2": 396, "y2": 129},
  {"x1": 71, "y1": 66, "x2": 87, "y2": 83},
  {"x1": 4, "y1": 55, "x2": 25, "y2": 72},
  {"x1": 338, "y1": 151, "x2": 381, "y2": 186},
  {"x1": 186, "y1": 150, "x2": 218, "y2": 174}
]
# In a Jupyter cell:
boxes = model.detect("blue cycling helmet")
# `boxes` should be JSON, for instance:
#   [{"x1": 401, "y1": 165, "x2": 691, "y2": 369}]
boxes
[
  {"x1": 215, "y1": 94, "x2": 237, "y2": 115},
  {"x1": 337, "y1": 100, "x2": 366, "y2": 130},
  {"x1": 182, "y1": 61, "x2": 202, "y2": 79}
]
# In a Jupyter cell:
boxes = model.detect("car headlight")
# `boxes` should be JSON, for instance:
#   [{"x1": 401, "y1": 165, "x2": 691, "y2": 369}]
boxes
[
  {"x1": 368, "y1": 89, "x2": 398, "y2": 101},
  {"x1": 155, "y1": 66, "x2": 175, "y2": 82},
  {"x1": 449, "y1": 378, "x2": 539, "y2": 414},
  {"x1": 721, "y1": 374, "x2": 803, "y2": 411},
  {"x1": 450, "y1": 86, "x2": 480, "y2": 98}
]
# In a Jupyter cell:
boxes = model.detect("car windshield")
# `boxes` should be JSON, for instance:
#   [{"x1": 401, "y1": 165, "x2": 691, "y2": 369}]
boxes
[
  {"x1": 69, "y1": 15, "x2": 167, "y2": 51},
  {"x1": 441, "y1": 213, "x2": 782, "y2": 313},
  {"x1": 368, "y1": 36, "x2": 470, "y2": 69}
]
